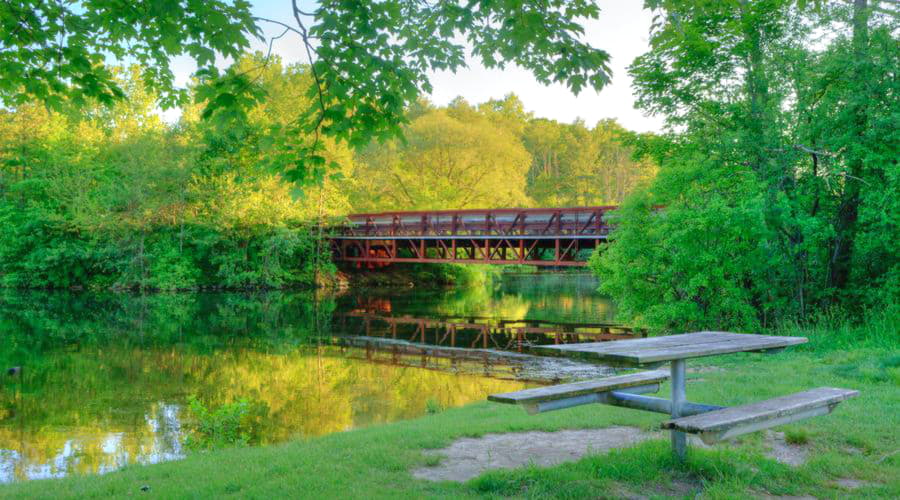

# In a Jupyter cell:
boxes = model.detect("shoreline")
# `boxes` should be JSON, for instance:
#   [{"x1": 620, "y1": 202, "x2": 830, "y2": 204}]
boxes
[{"x1": 1, "y1": 330, "x2": 894, "y2": 497}]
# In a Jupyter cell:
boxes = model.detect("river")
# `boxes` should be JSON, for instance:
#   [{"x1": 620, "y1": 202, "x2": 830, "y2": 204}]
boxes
[{"x1": 0, "y1": 272, "x2": 620, "y2": 483}]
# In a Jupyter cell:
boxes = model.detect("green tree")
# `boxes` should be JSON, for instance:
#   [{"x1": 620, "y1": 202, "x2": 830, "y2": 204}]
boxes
[
  {"x1": 593, "y1": 0, "x2": 899, "y2": 330},
  {"x1": 523, "y1": 119, "x2": 656, "y2": 206},
  {"x1": 0, "y1": 59, "x2": 341, "y2": 291},
  {"x1": 476, "y1": 94, "x2": 533, "y2": 137},
  {"x1": 281, "y1": 0, "x2": 611, "y2": 171},
  {"x1": 351, "y1": 108, "x2": 532, "y2": 211},
  {"x1": 3, "y1": 1, "x2": 613, "y2": 183},
  {"x1": 0, "y1": 0, "x2": 258, "y2": 109}
]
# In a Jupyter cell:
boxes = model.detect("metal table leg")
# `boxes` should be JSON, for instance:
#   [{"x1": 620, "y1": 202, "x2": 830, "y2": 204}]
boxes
[{"x1": 670, "y1": 359, "x2": 687, "y2": 460}]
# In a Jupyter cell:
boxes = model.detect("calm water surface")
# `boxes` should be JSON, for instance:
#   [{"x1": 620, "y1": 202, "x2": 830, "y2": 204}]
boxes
[{"x1": 0, "y1": 272, "x2": 616, "y2": 483}]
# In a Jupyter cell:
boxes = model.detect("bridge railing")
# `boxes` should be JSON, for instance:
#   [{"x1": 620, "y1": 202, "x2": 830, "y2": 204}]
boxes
[{"x1": 333, "y1": 206, "x2": 617, "y2": 238}]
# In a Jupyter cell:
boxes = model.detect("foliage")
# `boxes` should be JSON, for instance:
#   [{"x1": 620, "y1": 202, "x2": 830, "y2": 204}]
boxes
[
  {"x1": 0, "y1": 46, "x2": 650, "y2": 292},
  {"x1": 524, "y1": 118, "x2": 657, "y2": 206},
  {"x1": 425, "y1": 398, "x2": 444, "y2": 415},
  {"x1": 277, "y1": 0, "x2": 612, "y2": 175},
  {"x1": 592, "y1": 0, "x2": 899, "y2": 331},
  {"x1": 591, "y1": 158, "x2": 777, "y2": 332},
  {"x1": 184, "y1": 397, "x2": 269, "y2": 451},
  {"x1": 0, "y1": 58, "x2": 345, "y2": 291},
  {"x1": 352, "y1": 106, "x2": 530, "y2": 210},
  {"x1": 3, "y1": 1, "x2": 616, "y2": 183},
  {"x1": 344, "y1": 264, "x2": 500, "y2": 291},
  {"x1": 350, "y1": 95, "x2": 654, "y2": 212},
  {"x1": 0, "y1": 0, "x2": 258, "y2": 110}
]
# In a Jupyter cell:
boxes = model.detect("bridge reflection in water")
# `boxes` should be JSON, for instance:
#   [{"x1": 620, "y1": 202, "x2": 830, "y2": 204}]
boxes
[{"x1": 332, "y1": 311, "x2": 644, "y2": 381}]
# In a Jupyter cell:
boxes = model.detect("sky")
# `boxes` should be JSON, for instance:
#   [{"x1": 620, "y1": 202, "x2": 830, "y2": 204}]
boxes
[{"x1": 168, "y1": 1, "x2": 664, "y2": 133}]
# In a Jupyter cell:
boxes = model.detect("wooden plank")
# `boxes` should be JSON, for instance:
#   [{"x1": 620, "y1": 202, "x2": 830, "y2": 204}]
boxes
[
  {"x1": 662, "y1": 387, "x2": 859, "y2": 444},
  {"x1": 534, "y1": 332, "x2": 806, "y2": 365},
  {"x1": 534, "y1": 333, "x2": 740, "y2": 358},
  {"x1": 488, "y1": 370, "x2": 669, "y2": 405},
  {"x1": 538, "y1": 332, "x2": 751, "y2": 354},
  {"x1": 622, "y1": 336, "x2": 808, "y2": 364}
]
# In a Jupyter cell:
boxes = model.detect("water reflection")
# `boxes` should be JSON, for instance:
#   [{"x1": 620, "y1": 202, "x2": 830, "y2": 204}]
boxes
[
  {"x1": 0, "y1": 272, "x2": 617, "y2": 482},
  {"x1": 349, "y1": 272, "x2": 616, "y2": 324},
  {"x1": 336, "y1": 312, "x2": 639, "y2": 353}
]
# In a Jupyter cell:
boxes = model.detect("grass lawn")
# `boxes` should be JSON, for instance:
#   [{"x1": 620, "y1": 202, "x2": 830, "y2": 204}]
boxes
[{"x1": 2, "y1": 322, "x2": 898, "y2": 499}]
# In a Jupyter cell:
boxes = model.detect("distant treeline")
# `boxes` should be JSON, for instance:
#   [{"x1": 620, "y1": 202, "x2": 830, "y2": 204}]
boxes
[
  {"x1": 0, "y1": 56, "x2": 652, "y2": 291},
  {"x1": 350, "y1": 96, "x2": 655, "y2": 212}
]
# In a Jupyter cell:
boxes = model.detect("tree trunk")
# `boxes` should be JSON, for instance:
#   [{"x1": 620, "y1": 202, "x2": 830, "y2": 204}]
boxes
[
  {"x1": 740, "y1": 0, "x2": 769, "y2": 176},
  {"x1": 828, "y1": 0, "x2": 869, "y2": 291}
]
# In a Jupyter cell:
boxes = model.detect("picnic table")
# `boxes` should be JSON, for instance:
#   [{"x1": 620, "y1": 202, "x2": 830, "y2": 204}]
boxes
[{"x1": 489, "y1": 332, "x2": 858, "y2": 460}]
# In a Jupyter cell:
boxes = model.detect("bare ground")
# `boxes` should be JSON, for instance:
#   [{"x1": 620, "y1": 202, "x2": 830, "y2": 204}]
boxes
[
  {"x1": 763, "y1": 431, "x2": 809, "y2": 467},
  {"x1": 412, "y1": 427, "x2": 813, "y2": 483},
  {"x1": 412, "y1": 426, "x2": 654, "y2": 482}
]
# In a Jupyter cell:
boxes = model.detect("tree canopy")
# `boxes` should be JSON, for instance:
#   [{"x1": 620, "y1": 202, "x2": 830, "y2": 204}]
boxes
[
  {"x1": 0, "y1": 50, "x2": 648, "y2": 290},
  {"x1": 2, "y1": 0, "x2": 613, "y2": 181},
  {"x1": 349, "y1": 94, "x2": 653, "y2": 212},
  {"x1": 0, "y1": 0, "x2": 258, "y2": 109},
  {"x1": 592, "y1": 0, "x2": 899, "y2": 331}
]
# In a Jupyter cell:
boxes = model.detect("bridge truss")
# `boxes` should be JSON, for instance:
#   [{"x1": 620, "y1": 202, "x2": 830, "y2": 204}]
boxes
[
  {"x1": 329, "y1": 206, "x2": 615, "y2": 267},
  {"x1": 337, "y1": 311, "x2": 642, "y2": 352}
]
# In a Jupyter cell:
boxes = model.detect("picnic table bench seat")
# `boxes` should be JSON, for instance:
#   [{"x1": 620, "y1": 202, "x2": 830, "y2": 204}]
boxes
[
  {"x1": 489, "y1": 370, "x2": 669, "y2": 415},
  {"x1": 662, "y1": 387, "x2": 859, "y2": 444},
  {"x1": 489, "y1": 332, "x2": 858, "y2": 460}
]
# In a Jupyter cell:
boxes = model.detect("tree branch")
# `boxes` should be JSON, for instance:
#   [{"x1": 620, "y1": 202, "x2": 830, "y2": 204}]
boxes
[
  {"x1": 253, "y1": 16, "x2": 304, "y2": 38},
  {"x1": 291, "y1": 0, "x2": 327, "y2": 150}
]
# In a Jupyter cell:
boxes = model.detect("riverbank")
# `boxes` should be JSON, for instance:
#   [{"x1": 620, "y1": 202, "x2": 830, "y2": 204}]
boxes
[
  {"x1": 338, "y1": 263, "x2": 542, "y2": 289},
  {"x1": 2, "y1": 320, "x2": 896, "y2": 498},
  {"x1": 337, "y1": 263, "x2": 497, "y2": 289}
]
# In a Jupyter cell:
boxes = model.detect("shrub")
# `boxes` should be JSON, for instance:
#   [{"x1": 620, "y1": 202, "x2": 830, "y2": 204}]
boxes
[
  {"x1": 184, "y1": 396, "x2": 269, "y2": 451},
  {"x1": 425, "y1": 398, "x2": 444, "y2": 415},
  {"x1": 590, "y1": 159, "x2": 781, "y2": 333},
  {"x1": 785, "y1": 429, "x2": 810, "y2": 445}
]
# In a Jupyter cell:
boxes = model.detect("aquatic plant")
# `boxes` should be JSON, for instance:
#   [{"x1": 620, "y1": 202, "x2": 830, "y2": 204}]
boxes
[{"x1": 184, "y1": 397, "x2": 269, "y2": 451}]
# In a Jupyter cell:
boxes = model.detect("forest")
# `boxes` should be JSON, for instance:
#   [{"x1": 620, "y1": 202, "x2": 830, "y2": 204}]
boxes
[
  {"x1": 0, "y1": 57, "x2": 652, "y2": 292},
  {"x1": 591, "y1": 0, "x2": 898, "y2": 331},
  {"x1": 0, "y1": 0, "x2": 897, "y2": 333}
]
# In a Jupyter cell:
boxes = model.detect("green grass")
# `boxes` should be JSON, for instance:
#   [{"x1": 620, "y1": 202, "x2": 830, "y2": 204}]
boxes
[
  {"x1": 784, "y1": 428, "x2": 811, "y2": 446},
  {"x1": 2, "y1": 331, "x2": 898, "y2": 498}
]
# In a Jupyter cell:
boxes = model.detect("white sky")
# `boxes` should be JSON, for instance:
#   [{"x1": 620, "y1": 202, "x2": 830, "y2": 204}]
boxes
[{"x1": 166, "y1": 1, "x2": 663, "y2": 133}]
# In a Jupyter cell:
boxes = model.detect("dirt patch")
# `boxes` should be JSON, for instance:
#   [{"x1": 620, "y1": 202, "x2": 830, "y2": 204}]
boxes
[
  {"x1": 754, "y1": 494, "x2": 816, "y2": 500},
  {"x1": 652, "y1": 478, "x2": 703, "y2": 498},
  {"x1": 412, "y1": 426, "x2": 653, "y2": 482},
  {"x1": 609, "y1": 478, "x2": 702, "y2": 500},
  {"x1": 835, "y1": 478, "x2": 876, "y2": 490},
  {"x1": 764, "y1": 431, "x2": 809, "y2": 467},
  {"x1": 841, "y1": 445, "x2": 864, "y2": 456},
  {"x1": 689, "y1": 365, "x2": 725, "y2": 374}
]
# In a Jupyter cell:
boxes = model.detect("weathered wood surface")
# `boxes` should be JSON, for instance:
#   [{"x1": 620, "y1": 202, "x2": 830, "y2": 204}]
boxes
[
  {"x1": 662, "y1": 387, "x2": 859, "y2": 444},
  {"x1": 534, "y1": 332, "x2": 807, "y2": 366},
  {"x1": 488, "y1": 370, "x2": 669, "y2": 405}
]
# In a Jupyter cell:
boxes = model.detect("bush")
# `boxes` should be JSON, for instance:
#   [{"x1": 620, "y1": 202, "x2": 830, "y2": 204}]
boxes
[
  {"x1": 425, "y1": 398, "x2": 444, "y2": 415},
  {"x1": 0, "y1": 203, "x2": 102, "y2": 288},
  {"x1": 0, "y1": 200, "x2": 330, "y2": 291},
  {"x1": 184, "y1": 397, "x2": 269, "y2": 451},
  {"x1": 590, "y1": 159, "x2": 781, "y2": 333}
]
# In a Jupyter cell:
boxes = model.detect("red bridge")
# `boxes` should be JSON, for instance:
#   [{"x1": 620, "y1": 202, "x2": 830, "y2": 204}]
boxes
[{"x1": 329, "y1": 206, "x2": 617, "y2": 267}]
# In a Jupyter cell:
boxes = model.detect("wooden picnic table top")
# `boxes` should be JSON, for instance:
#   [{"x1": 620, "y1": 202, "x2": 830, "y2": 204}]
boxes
[{"x1": 533, "y1": 331, "x2": 807, "y2": 366}]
